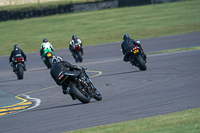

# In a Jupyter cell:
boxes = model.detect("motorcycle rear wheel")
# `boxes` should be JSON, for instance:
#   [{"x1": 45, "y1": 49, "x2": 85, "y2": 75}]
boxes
[
  {"x1": 17, "y1": 65, "x2": 24, "y2": 80},
  {"x1": 47, "y1": 57, "x2": 53, "y2": 69},
  {"x1": 77, "y1": 51, "x2": 83, "y2": 62},
  {"x1": 136, "y1": 55, "x2": 147, "y2": 71},
  {"x1": 70, "y1": 83, "x2": 90, "y2": 103}
]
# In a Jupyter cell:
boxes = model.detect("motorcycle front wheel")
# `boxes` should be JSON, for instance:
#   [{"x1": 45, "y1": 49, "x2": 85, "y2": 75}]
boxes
[
  {"x1": 93, "y1": 89, "x2": 102, "y2": 101},
  {"x1": 70, "y1": 83, "x2": 90, "y2": 103}
]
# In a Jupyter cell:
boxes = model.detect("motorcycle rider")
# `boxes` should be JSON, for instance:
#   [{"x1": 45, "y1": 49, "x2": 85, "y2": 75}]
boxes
[
  {"x1": 40, "y1": 38, "x2": 54, "y2": 60},
  {"x1": 50, "y1": 56, "x2": 83, "y2": 100},
  {"x1": 121, "y1": 33, "x2": 146, "y2": 62},
  {"x1": 9, "y1": 44, "x2": 27, "y2": 72},
  {"x1": 69, "y1": 35, "x2": 84, "y2": 57}
]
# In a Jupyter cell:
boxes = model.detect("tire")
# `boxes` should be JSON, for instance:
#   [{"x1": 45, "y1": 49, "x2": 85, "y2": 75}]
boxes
[
  {"x1": 77, "y1": 51, "x2": 83, "y2": 62},
  {"x1": 70, "y1": 83, "x2": 90, "y2": 103},
  {"x1": 93, "y1": 89, "x2": 102, "y2": 101},
  {"x1": 17, "y1": 65, "x2": 24, "y2": 80},
  {"x1": 47, "y1": 57, "x2": 53, "y2": 69},
  {"x1": 136, "y1": 55, "x2": 147, "y2": 71}
]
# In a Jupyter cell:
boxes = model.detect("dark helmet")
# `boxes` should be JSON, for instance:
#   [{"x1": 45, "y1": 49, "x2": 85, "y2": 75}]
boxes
[
  {"x1": 43, "y1": 38, "x2": 48, "y2": 43},
  {"x1": 13, "y1": 44, "x2": 19, "y2": 49},
  {"x1": 123, "y1": 34, "x2": 130, "y2": 39},
  {"x1": 72, "y1": 35, "x2": 77, "y2": 40}
]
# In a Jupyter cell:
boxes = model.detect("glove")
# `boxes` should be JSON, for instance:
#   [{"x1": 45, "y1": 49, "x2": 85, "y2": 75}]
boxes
[
  {"x1": 77, "y1": 66, "x2": 82, "y2": 70},
  {"x1": 78, "y1": 66, "x2": 85, "y2": 71}
]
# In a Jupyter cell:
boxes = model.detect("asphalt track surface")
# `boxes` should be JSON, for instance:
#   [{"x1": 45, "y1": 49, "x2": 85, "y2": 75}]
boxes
[{"x1": 0, "y1": 32, "x2": 200, "y2": 133}]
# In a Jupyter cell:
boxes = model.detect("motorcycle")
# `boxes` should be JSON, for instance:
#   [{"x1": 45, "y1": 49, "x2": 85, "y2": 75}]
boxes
[
  {"x1": 42, "y1": 50, "x2": 54, "y2": 69},
  {"x1": 72, "y1": 42, "x2": 83, "y2": 63},
  {"x1": 13, "y1": 57, "x2": 25, "y2": 80},
  {"x1": 122, "y1": 41, "x2": 147, "y2": 71},
  {"x1": 58, "y1": 68, "x2": 102, "y2": 103}
]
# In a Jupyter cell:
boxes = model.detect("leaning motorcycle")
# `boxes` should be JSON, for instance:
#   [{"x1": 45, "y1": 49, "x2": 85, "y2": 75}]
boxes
[
  {"x1": 122, "y1": 41, "x2": 147, "y2": 71},
  {"x1": 42, "y1": 49, "x2": 54, "y2": 69},
  {"x1": 58, "y1": 68, "x2": 102, "y2": 103},
  {"x1": 72, "y1": 43, "x2": 83, "y2": 63},
  {"x1": 13, "y1": 57, "x2": 25, "y2": 80}
]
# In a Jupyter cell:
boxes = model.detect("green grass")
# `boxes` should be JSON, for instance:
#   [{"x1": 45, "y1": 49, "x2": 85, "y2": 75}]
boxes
[
  {"x1": 0, "y1": 0, "x2": 200, "y2": 56},
  {"x1": 65, "y1": 108, "x2": 200, "y2": 133},
  {"x1": 147, "y1": 46, "x2": 200, "y2": 55}
]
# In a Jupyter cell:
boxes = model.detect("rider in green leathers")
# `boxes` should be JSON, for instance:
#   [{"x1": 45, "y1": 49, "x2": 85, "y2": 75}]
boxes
[{"x1": 40, "y1": 38, "x2": 54, "y2": 63}]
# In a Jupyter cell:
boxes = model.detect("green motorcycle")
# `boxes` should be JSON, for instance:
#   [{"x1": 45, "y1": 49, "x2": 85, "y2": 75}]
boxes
[{"x1": 42, "y1": 49, "x2": 54, "y2": 69}]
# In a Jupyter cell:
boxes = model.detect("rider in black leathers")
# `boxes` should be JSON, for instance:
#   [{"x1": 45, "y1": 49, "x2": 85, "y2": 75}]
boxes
[
  {"x1": 121, "y1": 34, "x2": 146, "y2": 62},
  {"x1": 50, "y1": 57, "x2": 83, "y2": 100},
  {"x1": 9, "y1": 44, "x2": 27, "y2": 72}
]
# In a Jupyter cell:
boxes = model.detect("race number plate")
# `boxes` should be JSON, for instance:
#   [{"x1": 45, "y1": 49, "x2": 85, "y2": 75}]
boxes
[
  {"x1": 47, "y1": 53, "x2": 52, "y2": 57},
  {"x1": 133, "y1": 49, "x2": 139, "y2": 54}
]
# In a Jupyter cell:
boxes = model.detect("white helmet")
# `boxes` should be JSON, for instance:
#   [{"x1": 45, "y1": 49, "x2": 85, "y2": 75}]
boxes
[{"x1": 52, "y1": 56, "x2": 63, "y2": 64}]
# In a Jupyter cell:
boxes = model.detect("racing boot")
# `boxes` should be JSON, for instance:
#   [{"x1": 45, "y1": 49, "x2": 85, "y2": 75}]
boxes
[
  {"x1": 62, "y1": 86, "x2": 69, "y2": 94},
  {"x1": 13, "y1": 66, "x2": 16, "y2": 72},
  {"x1": 11, "y1": 63, "x2": 15, "y2": 72},
  {"x1": 24, "y1": 63, "x2": 27, "y2": 71},
  {"x1": 123, "y1": 56, "x2": 132, "y2": 62},
  {"x1": 144, "y1": 54, "x2": 147, "y2": 63},
  {"x1": 69, "y1": 92, "x2": 77, "y2": 100}
]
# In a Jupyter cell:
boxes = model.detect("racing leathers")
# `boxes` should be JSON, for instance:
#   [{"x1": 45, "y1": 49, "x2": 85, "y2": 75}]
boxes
[
  {"x1": 50, "y1": 61, "x2": 82, "y2": 99},
  {"x1": 40, "y1": 42, "x2": 54, "y2": 60},
  {"x1": 121, "y1": 38, "x2": 146, "y2": 62},
  {"x1": 9, "y1": 49, "x2": 27, "y2": 71},
  {"x1": 69, "y1": 38, "x2": 83, "y2": 57}
]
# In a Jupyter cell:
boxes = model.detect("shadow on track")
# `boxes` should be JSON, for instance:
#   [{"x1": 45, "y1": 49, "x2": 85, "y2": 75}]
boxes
[
  {"x1": 0, "y1": 79, "x2": 19, "y2": 83},
  {"x1": 33, "y1": 101, "x2": 97, "y2": 112},
  {"x1": 101, "y1": 70, "x2": 140, "y2": 77},
  {"x1": 26, "y1": 68, "x2": 50, "y2": 72}
]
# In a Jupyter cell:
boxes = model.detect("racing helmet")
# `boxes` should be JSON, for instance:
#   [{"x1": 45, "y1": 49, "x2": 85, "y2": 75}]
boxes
[
  {"x1": 52, "y1": 56, "x2": 63, "y2": 64},
  {"x1": 43, "y1": 38, "x2": 48, "y2": 43},
  {"x1": 123, "y1": 34, "x2": 130, "y2": 39},
  {"x1": 72, "y1": 35, "x2": 77, "y2": 40},
  {"x1": 13, "y1": 44, "x2": 19, "y2": 50}
]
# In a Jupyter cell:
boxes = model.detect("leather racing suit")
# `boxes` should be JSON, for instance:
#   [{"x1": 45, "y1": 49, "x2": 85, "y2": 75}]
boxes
[
  {"x1": 121, "y1": 38, "x2": 146, "y2": 62},
  {"x1": 9, "y1": 48, "x2": 27, "y2": 71}
]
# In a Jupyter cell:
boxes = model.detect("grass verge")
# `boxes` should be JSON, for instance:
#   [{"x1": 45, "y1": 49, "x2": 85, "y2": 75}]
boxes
[
  {"x1": 65, "y1": 107, "x2": 200, "y2": 133},
  {"x1": 147, "y1": 46, "x2": 200, "y2": 55},
  {"x1": 0, "y1": 0, "x2": 200, "y2": 56}
]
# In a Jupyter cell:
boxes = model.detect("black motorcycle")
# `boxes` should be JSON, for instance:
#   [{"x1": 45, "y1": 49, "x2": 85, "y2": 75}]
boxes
[
  {"x1": 58, "y1": 68, "x2": 102, "y2": 103},
  {"x1": 13, "y1": 57, "x2": 25, "y2": 79},
  {"x1": 122, "y1": 41, "x2": 147, "y2": 71},
  {"x1": 44, "y1": 51, "x2": 54, "y2": 69}
]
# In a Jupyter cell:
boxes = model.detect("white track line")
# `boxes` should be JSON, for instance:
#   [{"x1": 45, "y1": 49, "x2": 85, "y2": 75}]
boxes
[{"x1": 2, "y1": 95, "x2": 41, "y2": 117}]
